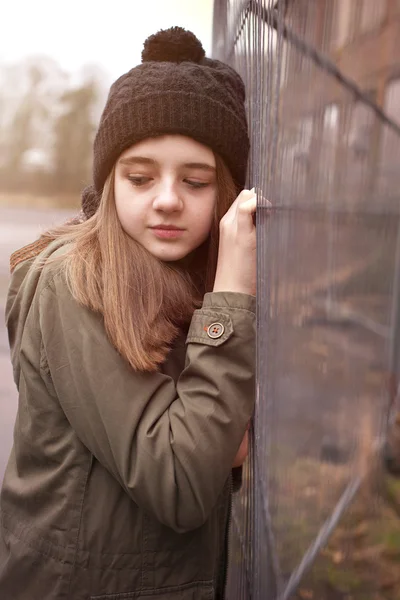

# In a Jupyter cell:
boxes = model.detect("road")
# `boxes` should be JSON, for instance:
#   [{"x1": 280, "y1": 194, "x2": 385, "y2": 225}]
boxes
[{"x1": 0, "y1": 206, "x2": 75, "y2": 481}]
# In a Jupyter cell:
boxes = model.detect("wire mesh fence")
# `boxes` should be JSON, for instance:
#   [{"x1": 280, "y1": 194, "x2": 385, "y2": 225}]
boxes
[{"x1": 213, "y1": 1, "x2": 400, "y2": 598}]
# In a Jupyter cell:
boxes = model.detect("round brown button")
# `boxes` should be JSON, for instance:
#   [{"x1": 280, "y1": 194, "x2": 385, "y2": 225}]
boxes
[{"x1": 207, "y1": 323, "x2": 225, "y2": 339}]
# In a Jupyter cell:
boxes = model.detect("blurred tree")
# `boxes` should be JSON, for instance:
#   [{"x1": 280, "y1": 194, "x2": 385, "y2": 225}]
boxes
[
  {"x1": 52, "y1": 78, "x2": 100, "y2": 193},
  {"x1": 0, "y1": 56, "x2": 67, "y2": 192},
  {"x1": 5, "y1": 65, "x2": 45, "y2": 175},
  {"x1": 0, "y1": 56, "x2": 106, "y2": 200}
]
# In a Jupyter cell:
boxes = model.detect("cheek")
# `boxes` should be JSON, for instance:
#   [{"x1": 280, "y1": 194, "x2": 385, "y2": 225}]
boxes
[
  {"x1": 114, "y1": 180, "x2": 126, "y2": 219},
  {"x1": 191, "y1": 196, "x2": 216, "y2": 235},
  {"x1": 114, "y1": 183, "x2": 143, "y2": 227}
]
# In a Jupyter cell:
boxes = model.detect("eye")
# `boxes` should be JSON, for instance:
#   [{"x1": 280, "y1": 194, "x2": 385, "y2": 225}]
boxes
[
  {"x1": 184, "y1": 179, "x2": 210, "y2": 189},
  {"x1": 127, "y1": 176, "x2": 152, "y2": 187}
]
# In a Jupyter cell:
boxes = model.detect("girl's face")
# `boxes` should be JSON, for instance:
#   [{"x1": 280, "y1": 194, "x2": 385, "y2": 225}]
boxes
[{"x1": 114, "y1": 135, "x2": 217, "y2": 262}]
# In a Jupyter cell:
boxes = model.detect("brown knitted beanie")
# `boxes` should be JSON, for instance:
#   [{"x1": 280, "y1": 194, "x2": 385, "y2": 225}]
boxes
[{"x1": 82, "y1": 26, "x2": 249, "y2": 218}]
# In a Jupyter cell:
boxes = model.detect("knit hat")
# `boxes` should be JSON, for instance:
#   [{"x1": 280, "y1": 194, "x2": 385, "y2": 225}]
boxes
[{"x1": 82, "y1": 26, "x2": 249, "y2": 218}]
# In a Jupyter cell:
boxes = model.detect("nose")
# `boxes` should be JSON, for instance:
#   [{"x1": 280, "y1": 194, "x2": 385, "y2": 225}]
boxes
[{"x1": 153, "y1": 180, "x2": 183, "y2": 213}]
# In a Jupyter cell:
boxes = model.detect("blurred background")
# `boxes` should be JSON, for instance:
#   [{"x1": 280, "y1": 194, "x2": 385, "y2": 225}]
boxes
[
  {"x1": 2, "y1": 1, "x2": 400, "y2": 597},
  {"x1": 0, "y1": 0, "x2": 214, "y2": 481}
]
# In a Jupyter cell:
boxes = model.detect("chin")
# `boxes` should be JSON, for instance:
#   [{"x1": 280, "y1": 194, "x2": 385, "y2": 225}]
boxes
[
  {"x1": 152, "y1": 249, "x2": 189, "y2": 262},
  {"x1": 159, "y1": 254, "x2": 188, "y2": 263},
  {"x1": 151, "y1": 241, "x2": 198, "y2": 262}
]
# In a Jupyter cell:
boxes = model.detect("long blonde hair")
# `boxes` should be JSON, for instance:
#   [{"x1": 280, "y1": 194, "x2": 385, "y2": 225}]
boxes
[{"x1": 41, "y1": 154, "x2": 238, "y2": 371}]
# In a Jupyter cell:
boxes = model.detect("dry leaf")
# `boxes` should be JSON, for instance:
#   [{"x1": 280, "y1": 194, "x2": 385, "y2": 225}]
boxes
[{"x1": 298, "y1": 589, "x2": 314, "y2": 599}]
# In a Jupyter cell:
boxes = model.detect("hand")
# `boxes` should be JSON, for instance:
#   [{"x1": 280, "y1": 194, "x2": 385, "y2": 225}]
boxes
[
  {"x1": 233, "y1": 425, "x2": 250, "y2": 468},
  {"x1": 213, "y1": 188, "x2": 257, "y2": 296}
]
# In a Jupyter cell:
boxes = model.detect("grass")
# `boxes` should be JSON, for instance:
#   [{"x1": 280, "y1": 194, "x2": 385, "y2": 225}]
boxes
[{"x1": 279, "y1": 458, "x2": 400, "y2": 600}]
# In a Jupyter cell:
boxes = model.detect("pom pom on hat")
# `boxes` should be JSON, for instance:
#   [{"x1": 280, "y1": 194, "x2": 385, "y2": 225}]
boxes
[{"x1": 142, "y1": 26, "x2": 205, "y2": 64}]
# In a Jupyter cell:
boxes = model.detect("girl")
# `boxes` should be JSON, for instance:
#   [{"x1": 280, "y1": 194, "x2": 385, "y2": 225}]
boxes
[{"x1": 0, "y1": 27, "x2": 256, "y2": 600}]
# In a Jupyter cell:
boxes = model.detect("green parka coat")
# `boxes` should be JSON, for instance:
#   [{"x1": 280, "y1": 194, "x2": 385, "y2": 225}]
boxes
[{"x1": 0, "y1": 240, "x2": 255, "y2": 600}]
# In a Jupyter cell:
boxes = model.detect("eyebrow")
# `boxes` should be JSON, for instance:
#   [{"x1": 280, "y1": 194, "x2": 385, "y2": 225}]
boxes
[
  {"x1": 118, "y1": 156, "x2": 216, "y2": 172},
  {"x1": 183, "y1": 162, "x2": 216, "y2": 172}
]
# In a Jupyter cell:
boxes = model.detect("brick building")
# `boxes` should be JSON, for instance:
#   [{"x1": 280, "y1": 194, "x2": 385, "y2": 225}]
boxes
[{"x1": 280, "y1": 0, "x2": 400, "y2": 207}]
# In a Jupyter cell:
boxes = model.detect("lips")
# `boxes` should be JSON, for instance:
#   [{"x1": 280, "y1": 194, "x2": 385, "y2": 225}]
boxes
[
  {"x1": 150, "y1": 225, "x2": 184, "y2": 231},
  {"x1": 150, "y1": 225, "x2": 185, "y2": 239}
]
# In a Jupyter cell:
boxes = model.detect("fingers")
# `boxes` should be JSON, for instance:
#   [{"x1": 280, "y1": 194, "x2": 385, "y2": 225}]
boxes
[
  {"x1": 238, "y1": 188, "x2": 272, "y2": 211},
  {"x1": 238, "y1": 188, "x2": 256, "y2": 203},
  {"x1": 255, "y1": 187, "x2": 272, "y2": 209},
  {"x1": 223, "y1": 187, "x2": 272, "y2": 231},
  {"x1": 240, "y1": 195, "x2": 256, "y2": 214},
  {"x1": 238, "y1": 187, "x2": 256, "y2": 226},
  {"x1": 231, "y1": 188, "x2": 256, "y2": 214}
]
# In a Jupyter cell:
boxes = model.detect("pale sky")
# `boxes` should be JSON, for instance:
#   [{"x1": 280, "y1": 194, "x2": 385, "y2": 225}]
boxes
[{"x1": 0, "y1": 0, "x2": 214, "y2": 82}]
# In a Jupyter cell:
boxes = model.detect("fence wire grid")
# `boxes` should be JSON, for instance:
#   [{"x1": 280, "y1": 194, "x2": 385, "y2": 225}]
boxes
[{"x1": 213, "y1": 1, "x2": 400, "y2": 599}]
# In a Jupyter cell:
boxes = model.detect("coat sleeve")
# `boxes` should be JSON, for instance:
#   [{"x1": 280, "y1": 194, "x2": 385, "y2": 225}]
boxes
[{"x1": 39, "y1": 273, "x2": 255, "y2": 532}]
